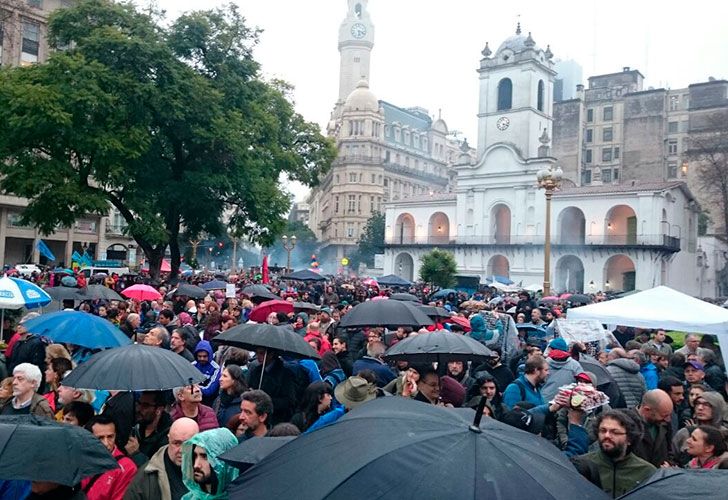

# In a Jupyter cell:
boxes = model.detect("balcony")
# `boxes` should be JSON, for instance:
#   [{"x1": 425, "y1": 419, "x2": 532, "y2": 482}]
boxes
[
  {"x1": 106, "y1": 224, "x2": 128, "y2": 236},
  {"x1": 385, "y1": 234, "x2": 681, "y2": 252}
]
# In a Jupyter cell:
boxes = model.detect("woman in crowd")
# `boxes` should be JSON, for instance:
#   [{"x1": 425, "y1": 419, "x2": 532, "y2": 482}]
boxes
[
  {"x1": 685, "y1": 425, "x2": 728, "y2": 469},
  {"x1": 43, "y1": 357, "x2": 73, "y2": 413},
  {"x1": 291, "y1": 381, "x2": 334, "y2": 433},
  {"x1": 216, "y1": 364, "x2": 248, "y2": 427}
]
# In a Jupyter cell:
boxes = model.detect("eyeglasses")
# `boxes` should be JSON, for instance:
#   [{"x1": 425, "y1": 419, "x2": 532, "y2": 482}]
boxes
[
  {"x1": 598, "y1": 428, "x2": 627, "y2": 436},
  {"x1": 695, "y1": 401, "x2": 711, "y2": 407}
]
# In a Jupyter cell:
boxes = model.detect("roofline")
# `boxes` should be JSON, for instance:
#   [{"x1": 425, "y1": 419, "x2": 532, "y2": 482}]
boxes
[
  {"x1": 689, "y1": 80, "x2": 728, "y2": 88},
  {"x1": 587, "y1": 69, "x2": 645, "y2": 81},
  {"x1": 624, "y1": 88, "x2": 667, "y2": 97}
]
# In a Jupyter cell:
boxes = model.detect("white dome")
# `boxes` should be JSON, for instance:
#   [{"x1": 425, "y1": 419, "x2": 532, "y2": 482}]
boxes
[
  {"x1": 496, "y1": 30, "x2": 539, "y2": 55},
  {"x1": 344, "y1": 80, "x2": 379, "y2": 112}
]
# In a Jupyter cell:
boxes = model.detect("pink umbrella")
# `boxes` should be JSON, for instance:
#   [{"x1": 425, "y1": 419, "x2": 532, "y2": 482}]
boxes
[
  {"x1": 559, "y1": 293, "x2": 572, "y2": 300},
  {"x1": 141, "y1": 259, "x2": 172, "y2": 273},
  {"x1": 363, "y1": 278, "x2": 379, "y2": 288},
  {"x1": 121, "y1": 284, "x2": 162, "y2": 301},
  {"x1": 249, "y1": 300, "x2": 294, "y2": 323},
  {"x1": 371, "y1": 295, "x2": 389, "y2": 301}
]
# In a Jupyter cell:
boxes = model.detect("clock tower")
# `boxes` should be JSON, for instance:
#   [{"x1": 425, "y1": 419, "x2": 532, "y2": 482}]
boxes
[{"x1": 337, "y1": 0, "x2": 375, "y2": 105}]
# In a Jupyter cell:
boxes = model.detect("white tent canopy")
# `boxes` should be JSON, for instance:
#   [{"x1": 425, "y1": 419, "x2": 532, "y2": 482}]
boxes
[{"x1": 567, "y1": 286, "x2": 728, "y2": 372}]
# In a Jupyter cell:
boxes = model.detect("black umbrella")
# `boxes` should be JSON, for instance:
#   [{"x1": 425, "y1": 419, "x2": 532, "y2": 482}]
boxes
[
  {"x1": 417, "y1": 304, "x2": 451, "y2": 318},
  {"x1": 79, "y1": 284, "x2": 124, "y2": 301},
  {"x1": 241, "y1": 284, "x2": 278, "y2": 301},
  {"x1": 338, "y1": 300, "x2": 434, "y2": 329},
  {"x1": 201, "y1": 279, "x2": 227, "y2": 290},
  {"x1": 389, "y1": 292, "x2": 420, "y2": 303},
  {"x1": 293, "y1": 301, "x2": 320, "y2": 313},
  {"x1": 568, "y1": 294, "x2": 592, "y2": 304},
  {"x1": 375, "y1": 274, "x2": 412, "y2": 287},
  {"x1": 212, "y1": 323, "x2": 321, "y2": 360},
  {"x1": 219, "y1": 436, "x2": 295, "y2": 472},
  {"x1": 228, "y1": 397, "x2": 608, "y2": 500},
  {"x1": 61, "y1": 344, "x2": 206, "y2": 391},
  {"x1": 0, "y1": 415, "x2": 119, "y2": 486},
  {"x1": 280, "y1": 269, "x2": 327, "y2": 282},
  {"x1": 45, "y1": 286, "x2": 84, "y2": 301},
  {"x1": 618, "y1": 469, "x2": 727, "y2": 500},
  {"x1": 383, "y1": 329, "x2": 493, "y2": 363},
  {"x1": 169, "y1": 283, "x2": 208, "y2": 299}
]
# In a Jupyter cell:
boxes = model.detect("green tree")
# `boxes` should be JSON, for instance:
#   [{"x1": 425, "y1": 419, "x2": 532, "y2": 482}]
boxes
[
  {"x1": 419, "y1": 248, "x2": 457, "y2": 288},
  {"x1": 0, "y1": 0, "x2": 335, "y2": 278},
  {"x1": 349, "y1": 212, "x2": 385, "y2": 268}
]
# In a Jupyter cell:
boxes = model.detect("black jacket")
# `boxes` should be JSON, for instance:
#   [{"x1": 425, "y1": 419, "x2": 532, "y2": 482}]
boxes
[
  {"x1": 248, "y1": 358, "x2": 298, "y2": 426},
  {"x1": 336, "y1": 350, "x2": 354, "y2": 377},
  {"x1": 7, "y1": 335, "x2": 46, "y2": 375},
  {"x1": 627, "y1": 409, "x2": 674, "y2": 467}
]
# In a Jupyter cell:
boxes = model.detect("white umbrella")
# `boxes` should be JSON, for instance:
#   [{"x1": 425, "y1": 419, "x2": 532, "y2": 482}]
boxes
[{"x1": 0, "y1": 276, "x2": 52, "y2": 338}]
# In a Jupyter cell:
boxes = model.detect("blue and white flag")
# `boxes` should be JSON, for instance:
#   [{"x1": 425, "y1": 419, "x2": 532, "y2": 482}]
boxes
[{"x1": 36, "y1": 240, "x2": 56, "y2": 261}]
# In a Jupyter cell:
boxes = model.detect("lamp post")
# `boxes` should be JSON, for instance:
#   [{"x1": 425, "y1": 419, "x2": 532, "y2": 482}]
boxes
[
  {"x1": 228, "y1": 229, "x2": 239, "y2": 274},
  {"x1": 536, "y1": 165, "x2": 563, "y2": 297},
  {"x1": 281, "y1": 235, "x2": 297, "y2": 272}
]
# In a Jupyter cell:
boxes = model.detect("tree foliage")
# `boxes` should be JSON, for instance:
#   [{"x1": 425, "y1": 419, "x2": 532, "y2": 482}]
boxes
[
  {"x1": 349, "y1": 211, "x2": 385, "y2": 268},
  {"x1": 0, "y1": 0, "x2": 335, "y2": 278},
  {"x1": 419, "y1": 248, "x2": 457, "y2": 288}
]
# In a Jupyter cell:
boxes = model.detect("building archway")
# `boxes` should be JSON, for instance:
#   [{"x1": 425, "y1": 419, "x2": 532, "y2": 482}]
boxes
[
  {"x1": 491, "y1": 204, "x2": 511, "y2": 244},
  {"x1": 605, "y1": 205, "x2": 637, "y2": 244},
  {"x1": 558, "y1": 207, "x2": 586, "y2": 244},
  {"x1": 394, "y1": 213, "x2": 415, "y2": 244},
  {"x1": 394, "y1": 252, "x2": 415, "y2": 282},
  {"x1": 603, "y1": 254, "x2": 636, "y2": 292},
  {"x1": 555, "y1": 255, "x2": 584, "y2": 293},
  {"x1": 428, "y1": 212, "x2": 450, "y2": 244},
  {"x1": 486, "y1": 255, "x2": 509, "y2": 278},
  {"x1": 106, "y1": 244, "x2": 128, "y2": 261}
]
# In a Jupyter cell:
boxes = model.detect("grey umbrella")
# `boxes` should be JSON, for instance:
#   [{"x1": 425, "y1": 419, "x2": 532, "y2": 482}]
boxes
[
  {"x1": 383, "y1": 329, "x2": 493, "y2": 363},
  {"x1": 79, "y1": 284, "x2": 124, "y2": 301},
  {"x1": 338, "y1": 300, "x2": 433, "y2": 329},
  {"x1": 390, "y1": 292, "x2": 420, "y2": 303},
  {"x1": 241, "y1": 284, "x2": 278, "y2": 301},
  {"x1": 212, "y1": 323, "x2": 320, "y2": 360}
]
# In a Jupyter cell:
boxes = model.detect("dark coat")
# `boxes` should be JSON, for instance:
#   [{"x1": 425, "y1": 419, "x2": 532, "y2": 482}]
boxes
[
  {"x1": 627, "y1": 409, "x2": 674, "y2": 467},
  {"x1": 7, "y1": 334, "x2": 46, "y2": 375},
  {"x1": 248, "y1": 358, "x2": 298, "y2": 426},
  {"x1": 102, "y1": 391, "x2": 136, "y2": 451},
  {"x1": 335, "y1": 350, "x2": 354, "y2": 377},
  {"x1": 352, "y1": 356, "x2": 396, "y2": 387}
]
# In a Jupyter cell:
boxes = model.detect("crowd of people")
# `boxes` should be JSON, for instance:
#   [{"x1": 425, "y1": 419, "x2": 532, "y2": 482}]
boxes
[{"x1": 0, "y1": 271, "x2": 727, "y2": 499}]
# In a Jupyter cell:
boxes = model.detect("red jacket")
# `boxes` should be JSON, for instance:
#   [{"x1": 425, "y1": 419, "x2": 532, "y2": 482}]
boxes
[
  {"x1": 169, "y1": 402, "x2": 219, "y2": 431},
  {"x1": 81, "y1": 446, "x2": 137, "y2": 500},
  {"x1": 304, "y1": 331, "x2": 332, "y2": 356}
]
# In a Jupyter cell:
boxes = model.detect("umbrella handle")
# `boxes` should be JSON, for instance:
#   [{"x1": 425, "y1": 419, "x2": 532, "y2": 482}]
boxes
[
  {"x1": 471, "y1": 396, "x2": 487, "y2": 431},
  {"x1": 258, "y1": 350, "x2": 267, "y2": 390}
]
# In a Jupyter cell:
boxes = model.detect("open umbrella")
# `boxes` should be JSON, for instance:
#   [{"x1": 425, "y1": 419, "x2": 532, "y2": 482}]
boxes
[
  {"x1": 22, "y1": 310, "x2": 131, "y2": 349},
  {"x1": 338, "y1": 300, "x2": 434, "y2": 329},
  {"x1": 568, "y1": 294, "x2": 592, "y2": 304},
  {"x1": 280, "y1": 269, "x2": 326, "y2": 282},
  {"x1": 0, "y1": 415, "x2": 119, "y2": 486},
  {"x1": 362, "y1": 278, "x2": 379, "y2": 288},
  {"x1": 169, "y1": 283, "x2": 208, "y2": 299},
  {"x1": 293, "y1": 302, "x2": 320, "y2": 313},
  {"x1": 248, "y1": 300, "x2": 294, "y2": 323},
  {"x1": 383, "y1": 329, "x2": 492, "y2": 363},
  {"x1": 389, "y1": 292, "x2": 420, "y2": 303},
  {"x1": 417, "y1": 304, "x2": 451, "y2": 318},
  {"x1": 60, "y1": 276, "x2": 77, "y2": 287},
  {"x1": 219, "y1": 436, "x2": 296, "y2": 472},
  {"x1": 375, "y1": 274, "x2": 412, "y2": 287},
  {"x1": 121, "y1": 284, "x2": 161, "y2": 301},
  {"x1": 61, "y1": 344, "x2": 206, "y2": 391},
  {"x1": 45, "y1": 286, "x2": 85, "y2": 302},
  {"x1": 200, "y1": 279, "x2": 227, "y2": 290},
  {"x1": 0, "y1": 276, "x2": 52, "y2": 339},
  {"x1": 228, "y1": 397, "x2": 608, "y2": 500},
  {"x1": 212, "y1": 323, "x2": 320, "y2": 361},
  {"x1": 430, "y1": 288, "x2": 458, "y2": 300},
  {"x1": 52, "y1": 267, "x2": 74, "y2": 276},
  {"x1": 241, "y1": 284, "x2": 278, "y2": 301},
  {"x1": 618, "y1": 469, "x2": 726, "y2": 500},
  {"x1": 79, "y1": 284, "x2": 124, "y2": 302},
  {"x1": 445, "y1": 316, "x2": 471, "y2": 332}
]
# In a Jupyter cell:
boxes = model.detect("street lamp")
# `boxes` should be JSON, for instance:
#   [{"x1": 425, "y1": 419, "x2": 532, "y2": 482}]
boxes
[
  {"x1": 281, "y1": 235, "x2": 297, "y2": 272},
  {"x1": 536, "y1": 165, "x2": 563, "y2": 297},
  {"x1": 228, "y1": 229, "x2": 239, "y2": 274}
]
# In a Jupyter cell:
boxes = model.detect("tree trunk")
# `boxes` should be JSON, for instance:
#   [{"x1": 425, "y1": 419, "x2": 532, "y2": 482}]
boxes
[
  {"x1": 145, "y1": 247, "x2": 165, "y2": 281},
  {"x1": 169, "y1": 235, "x2": 181, "y2": 283}
]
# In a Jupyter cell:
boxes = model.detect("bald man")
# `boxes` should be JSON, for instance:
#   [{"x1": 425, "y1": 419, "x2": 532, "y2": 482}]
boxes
[
  {"x1": 124, "y1": 417, "x2": 199, "y2": 500},
  {"x1": 631, "y1": 389, "x2": 675, "y2": 467}
]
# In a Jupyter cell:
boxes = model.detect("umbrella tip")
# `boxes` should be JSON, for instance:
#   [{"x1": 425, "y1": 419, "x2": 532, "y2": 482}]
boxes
[{"x1": 468, "y1": 424, "x2": 482, "y2": 434}]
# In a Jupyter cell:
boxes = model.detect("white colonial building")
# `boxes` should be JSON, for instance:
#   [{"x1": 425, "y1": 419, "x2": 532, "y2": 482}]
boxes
[{"x1": 383, "y1": 27, "x2": 704, "y2": 296}]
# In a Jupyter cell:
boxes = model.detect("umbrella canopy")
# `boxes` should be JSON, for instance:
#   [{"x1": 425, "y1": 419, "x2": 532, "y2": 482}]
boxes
[
  {"x1": 79, "y1": 284, "x2": 124, "y2": 301},
  {"x1": 460, "y1": 300, "x2": 488, "y2": 311},
  {"x1": 362, "y1": 278, "x2": 379, "y2": 288},
  {"x1": 45, "y1": 286, "x2": 84, "y2": 302},
  {"x1": 375, "y1": 274, "x2": 412, "y2": 287},
  {"x1": 241, "y1": 284, "x2": 278, "y2": 301},
  {"x1": 618, "y1": 469, "x2": 726, "y2": 500},
  {"x1": 61, "y1": 344, "x2": 206, "y2": 391},
  {"x1": 121, "y1": 284, "x2": 162, "y2": 301},
  {"x1": 22, "y1": 311, "x2": 131, "y2": 349},
  {"x1": 280, "y1": 269, "x2": 327, "y2": 282},
  {"x1": 213, "y1": 323, "x2": 320, "y2": 360},
  {"x1": 568, "y1": 294, "x2": 592, "y2": 304},
  {"x1": 389, "y1": 292, "x2": 420, "y2": 303},
  {"x1": 170, "y1": 283, "x2": 208, "y2": 299},
  {"x1": 60, "y1": 276, "x2": 77, "y2": 287},
  {"x1": 430, "y1": 288, "x2": 458, "y2": 300},
  {"x1": 0, "y1": 276, "x2": 52, "y2": 310},
  {"x1": 522, "y1": 283, "x2": 543, "y2": 293},
  {"x1": 445, "y1": 316, "x2": 471, "y2": 332},
  {"x1": 293, "y1": 302, "x2": 320, "y2": 313},
  {"x1": 485, "y1": 275, "x2": 514, "y2": 285},
  {"x1": 338, "y1": 300, "x2": 434, "y2": 329},
  {"x1": 228, "y1": 397, "x2": 608, "y2": 500},
  {"x1": 52, "y1": 267, "x2": 74, "y2": 275},
  {"x1": 200, "y1": 279, "x2": 227, "y2": 290},
  {"x1": 249, "y1": 300, "x2": 294, "y2": 323},
  {"x1": 417, "y1": 304, "x2": 451, "y2": 318},
  {"x1": 141, "y1": 259, "x2": 172, "y2": 273},
  {"x1": 219, "y1": 436, "x2": 296, "y2": 472},
  {"x1": 383, "y1": 329, "x2": 492, "y2": 363},
  {"x1": 0, "y1": 415, "x2": 119, "y2": 486}
]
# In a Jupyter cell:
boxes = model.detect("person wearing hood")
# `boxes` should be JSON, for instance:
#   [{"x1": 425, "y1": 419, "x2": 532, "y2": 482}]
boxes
[
  {"x1": 605, "y1": 349, "x2": 646, "y2": 408},
  {"x1": 293, "y1": 312, "x2": 309, "y2": 337},
  {"x1": 320, "y1": 351, "x2": 346, "y2": 391},
  {"x1": 541, "y1": 338, "x2": 584, "y2": 403},
  {"x1": 193, "y1": 341, "x2": 222, "y2": 408},
  {"x1": 672, "y1": 391, "x2": 727, "y2": 466},
  {"x1": 181, "y1": 428, "x2": 239, "y2": 500},
  {"x1": 468, "y1": 314, "x2": 500, "y2": 348}
]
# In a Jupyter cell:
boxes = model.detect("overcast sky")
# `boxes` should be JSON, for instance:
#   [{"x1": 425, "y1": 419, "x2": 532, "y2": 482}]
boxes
[{"x1": 155, "y1": 0, "x2": 728, "y2": 200}]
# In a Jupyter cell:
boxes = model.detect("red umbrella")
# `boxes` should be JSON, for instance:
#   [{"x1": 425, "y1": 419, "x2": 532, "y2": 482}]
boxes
[
  {"x1": 121, "y1": 284, "x2": 161, "y2": 301},
  {"x1": 362, "y1": 278, "x2": 379, "y2": 288},
  {"x1": 445, "y1": 316, "x2": 471, "y2": 332},
  {"x1": 559, "y1": 293, "x2": 572, "y2": 300},
  {"x1": 249, "y1": 300, "x2": 294, "y2": 323}
]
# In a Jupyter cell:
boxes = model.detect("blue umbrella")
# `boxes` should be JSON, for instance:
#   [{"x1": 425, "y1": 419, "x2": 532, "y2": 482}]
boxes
[
  {"x1": 60, "y1": 276, "x2": 77, "y2": 287},
  {"x1": 200, "y1": 279, "x2": 227, "y2": 290},
  {"x1": 22, "y1": 311, "x2": 131, "y2": 349},
  {"x1": 430, "y1": 288, "x2": 458, "y2": 300},
  {"x1": 485, "y1": 275, "x2": 514, "y2": 285}
]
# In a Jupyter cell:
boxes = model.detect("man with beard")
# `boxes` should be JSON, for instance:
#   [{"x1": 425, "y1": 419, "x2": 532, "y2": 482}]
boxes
[
  {"x1": 125, "y1": 392, "x2": 173, "y2": 465},
  {"x1": 181, "y1": 428, "x2": 239, "y2": 499},
  {"x1": 475, "y1": 348, "x2": 514, "y2": 394},
  {"x1": 574, "y1": 410, "x2": 656, "y2": 498}
]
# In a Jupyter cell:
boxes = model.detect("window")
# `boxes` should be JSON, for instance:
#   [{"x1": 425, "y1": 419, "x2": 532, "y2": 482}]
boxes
[
  {"x1": 614, "y1": 168, "x2": 619, "y2": 181},
  {"x1": 370, "y1": 173, "x2": 375, "y2": 183},
  {"x1": 349, "y1": 173, "x2": 357, "y2": 182},
  {"x1": 668, "y1": 121, "x2": 678, "y2": 134},
  {"x1": 385, "y1": 151, "x2": 390, "y2": 162},
  {"x1": 614, "y1": 147, "x2": 620, "y2": 159},
  {"x1": 585, "y1": 149, "x2": 592, "y2": 163},
  {"x1": 669, "y1": 95, "x2": 679, "y2": 111},
  {"x1": 602, "y1": 169, "x2": 612, "y2": 183},
  {"x1": 587, "y1": 109, "x2": 594, "y2": 122},
  {"x1": 394, "y1": 128, "x2": 401, "y2": 142},
  {"x1": 358, "y1": 195, "x2": 362, "y2": 213},
  {"x1": 603, "y1": 106, "x2": 613, "y2": 121},
  {"x1": 27, "y1": 0, "x2": 42, "y2": 8},
  {"x1": 497, "y1": 78, "x2": 513, "y2": 110},
  {"x1": 667, "y1": 162, "x2": 678, "y2": 179},
  {"x1": 404, "y1": 131, "x2": 410, "y2": 145},
  {"x1": 413, "y1": 135, "x2": 419, "y2": 148},
  {"x1": 21, "y1": 21, "x2": 40, "y2": 63},
  {"x1": 346, "y1": 223, "x2": 355, "y2": 238},
  {"x1": 585, "y1": 129, "x2": 593, "y2": 143},
  {"x1": 537, "y1": 80, "x2": 545, "y2": 112},
  {"x1": 383, "y1": 178, "x2": 388, "y2": 187},
  {"x1": 602, "y1": 148, "x2": 612, "y2": 162},
  {"x1": 384, "y1": 125, "x2": 390, "y2": 137},
  {"x1": 335, "y1": 197, "x2": 339, "y2": 213},
  {"x1": 581, "y1": 169, "x2": 592, "y2": 185},
  {"x1": 603, "y1": 127, "x2": 613, "y2": 142},
  {"x1": 370, "y1": 196, "x2": 375, "y2": 211},
  {"x1": 347, "y1": 195, "x2": 356, "y2": 213},
  {"x1": 668, "y1": 139, "x2": 678, "y2": 155}
]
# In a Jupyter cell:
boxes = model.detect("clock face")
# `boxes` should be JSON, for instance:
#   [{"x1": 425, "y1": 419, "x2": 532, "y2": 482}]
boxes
[
  {"x1": 351, "y1": 23, "x2": 367, "y2": 39},
  {"x1": 496, "y1": 116, "x2": 510, "y2": 131}
]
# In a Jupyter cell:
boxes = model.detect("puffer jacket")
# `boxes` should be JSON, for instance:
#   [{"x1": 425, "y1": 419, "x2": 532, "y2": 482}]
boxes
[
  {"x1": 606, "y1": 358, "x2": 646, "y2": 408},
  {"x1": 541, "y1": 356, "x2": 583, "y2": 403}
]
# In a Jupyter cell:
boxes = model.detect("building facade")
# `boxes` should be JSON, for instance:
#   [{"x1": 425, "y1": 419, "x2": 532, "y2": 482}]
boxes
[
  {"x1": 383, "y1": 27, "x2": 706, "y2": 296},
  {"x1": 307, "y1": 0, "x2": 472, "y2": 267},
  {"x1": 0, "y1": 0, "x2": 137, "y2": 266}
]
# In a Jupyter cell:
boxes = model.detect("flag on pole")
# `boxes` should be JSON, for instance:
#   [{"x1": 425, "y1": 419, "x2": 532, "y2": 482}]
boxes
[
  {"x1": 36, "y1": 240, "x2": 56, "y2": 261},
  {"x1": 261, "y1": 255, "x2": 269, "y2": 284}
]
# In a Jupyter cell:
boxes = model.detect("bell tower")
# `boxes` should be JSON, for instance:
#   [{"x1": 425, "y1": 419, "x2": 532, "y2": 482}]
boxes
[{"x1": 337, "y1": 0, "x2": 375, "y2": 105}]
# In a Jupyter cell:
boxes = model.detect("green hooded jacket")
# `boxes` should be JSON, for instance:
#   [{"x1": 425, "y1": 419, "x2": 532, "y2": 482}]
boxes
[{"x1": 181, "y1": 428, "x2": 240, "y2": 500}]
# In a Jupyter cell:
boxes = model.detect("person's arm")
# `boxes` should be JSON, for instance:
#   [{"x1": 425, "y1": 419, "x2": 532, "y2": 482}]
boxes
[
  {"x1": 502, "y1": 384, "x2": 519, "y2": 409},
  {"x1": 199, "y1": 365, "x2": 221, "y2": 399},
  {"x1": 562, "y1": 409, "x2": 589, "y2": 458}
]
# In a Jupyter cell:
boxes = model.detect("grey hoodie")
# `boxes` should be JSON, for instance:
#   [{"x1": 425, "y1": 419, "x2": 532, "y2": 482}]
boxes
[
  {"x1": 541, "y1": 357, "x2": 583, "y2": 402},
  {"x1": 673, "y1": 391, "x2": 726, "y2": 458},
  {"x1": 606, "y1": 358, "x2": 646, "y2": 408}
]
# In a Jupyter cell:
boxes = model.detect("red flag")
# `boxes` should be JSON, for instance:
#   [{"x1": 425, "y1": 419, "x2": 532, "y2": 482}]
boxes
[{"x1": 262, "y1": 254, "x2": 269, "y2": 284}]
